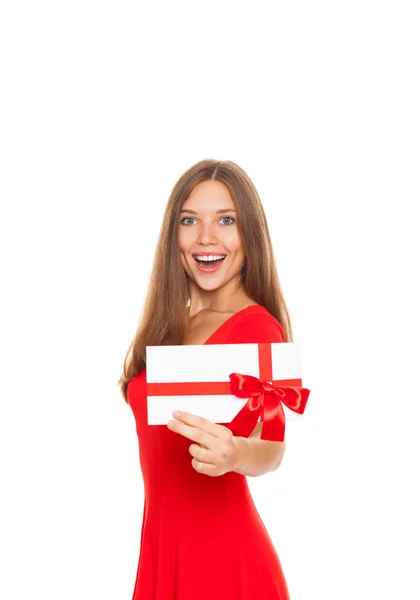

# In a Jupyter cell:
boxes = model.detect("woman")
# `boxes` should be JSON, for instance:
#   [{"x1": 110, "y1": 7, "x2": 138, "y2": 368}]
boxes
[{"x1": 119, "y1": 159, "x2": 294, "y2": 599}]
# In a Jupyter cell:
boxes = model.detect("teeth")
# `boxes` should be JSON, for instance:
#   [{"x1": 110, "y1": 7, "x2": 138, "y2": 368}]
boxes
[{"x1": 195, "y1": 255, "x2": 225, "y2": 262}]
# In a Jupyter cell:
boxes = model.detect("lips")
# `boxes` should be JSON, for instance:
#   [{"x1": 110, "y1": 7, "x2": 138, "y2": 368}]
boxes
[{"x1": 192, "y1": 254, "x2": 226, "y2": 273}]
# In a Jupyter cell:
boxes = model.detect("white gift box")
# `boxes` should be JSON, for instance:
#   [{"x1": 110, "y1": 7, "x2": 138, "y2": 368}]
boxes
[{"x1": 146, "y1": 342, "x2": 309, "y2": 440}]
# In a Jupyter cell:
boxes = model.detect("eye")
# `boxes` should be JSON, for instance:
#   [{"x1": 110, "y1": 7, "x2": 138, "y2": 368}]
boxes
[
  {"x1": 221, "y1": 216, "x2": 235, "y2": 225},
  {"x1": 180, "y1": 216, "x2": 235, "y2": 226},
  {"x1": 180, "y1": 217, "x2": 195, "y2": 225}
]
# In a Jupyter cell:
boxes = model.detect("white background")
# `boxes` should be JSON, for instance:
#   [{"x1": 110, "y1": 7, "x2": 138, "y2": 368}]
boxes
[{"x1": 1, "y1": 1, "x2": 419, "y2": 599}]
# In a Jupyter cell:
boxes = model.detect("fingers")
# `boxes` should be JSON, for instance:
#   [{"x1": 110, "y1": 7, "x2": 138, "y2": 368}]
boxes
[
  {"x1": 167, "y1": 411, "x2": 235, "y2": 477},
  {"x1": 167, "y1": 418, "x2": 218, "y2": 449},
  {"x1": 171, "y1": 411, "x2": 230, "y2": 440},
  {"x1": 191, "y1": 458, "x2": 220, "y2": 476},
  {"x1": 189, "y1": 443, "x2": 214, "y2": 465}
]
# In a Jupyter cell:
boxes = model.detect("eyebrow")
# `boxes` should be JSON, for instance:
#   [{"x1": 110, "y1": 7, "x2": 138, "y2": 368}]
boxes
[{"x1": 180, "y1": 208, "x2": 237, "y2": 215}]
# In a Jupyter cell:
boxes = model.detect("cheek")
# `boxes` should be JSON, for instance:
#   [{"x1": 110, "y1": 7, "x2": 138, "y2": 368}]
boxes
[
  {"x1": 179, "y1": 254, "x2": 191, "y2": 273},
  {"x1": 178, "y1": 229, "x2": 195, "y2": 249},
  {"x1": 223, "y1": 231, "x2": 243, "y2": 254}
]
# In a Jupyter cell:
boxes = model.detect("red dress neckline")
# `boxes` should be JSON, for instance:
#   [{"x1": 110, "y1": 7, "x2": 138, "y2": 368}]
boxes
[{"x1": 203, "y1": 304, "x2": 267, "y2": 345}]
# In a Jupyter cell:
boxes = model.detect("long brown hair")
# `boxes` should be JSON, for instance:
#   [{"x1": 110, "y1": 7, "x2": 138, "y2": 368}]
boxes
[{"x1": 118, "y1": 159, "x2": 293, "y2": 403}]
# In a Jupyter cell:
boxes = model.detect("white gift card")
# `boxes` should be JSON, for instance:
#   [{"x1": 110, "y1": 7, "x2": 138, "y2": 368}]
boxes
[{"x1": 146, "y1": 342, "x2": 306, "y2": 425}]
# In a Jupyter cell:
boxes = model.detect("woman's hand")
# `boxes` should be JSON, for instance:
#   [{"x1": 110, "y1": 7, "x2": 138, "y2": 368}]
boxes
[{"x1": 167, "y1": 411, "x2": 243, "y2": 477}]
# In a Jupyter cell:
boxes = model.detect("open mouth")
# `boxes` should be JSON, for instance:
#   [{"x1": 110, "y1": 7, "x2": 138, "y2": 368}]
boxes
[
  {"x1": 194, "y1": 256, "x2": 226, "y2": 267},
  {"x1": 193, "y1": 256, "x2": 226, "y2": 269}
]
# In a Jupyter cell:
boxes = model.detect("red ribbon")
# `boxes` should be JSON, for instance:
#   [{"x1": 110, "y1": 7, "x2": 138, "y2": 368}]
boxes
[
  {"x1": 147, "y1": 343, "x2": 310, "y2": 442},
  {"x1": 228, "y1": 372, "x2": 309, "y2": 441}
]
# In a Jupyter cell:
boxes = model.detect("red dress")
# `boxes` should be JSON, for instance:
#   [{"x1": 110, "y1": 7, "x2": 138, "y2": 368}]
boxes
[{"x1": 128, "y1": 304, "x2": 290, "y2": 599}]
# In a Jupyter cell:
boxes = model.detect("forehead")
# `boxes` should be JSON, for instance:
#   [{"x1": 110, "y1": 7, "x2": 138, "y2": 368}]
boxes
[{"x1": 182, "y1": 180, "x2": 234, "y2": 210}]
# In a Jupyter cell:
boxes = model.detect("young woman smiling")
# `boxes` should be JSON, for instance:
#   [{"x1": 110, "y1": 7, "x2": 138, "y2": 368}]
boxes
[{"x1": 119, "y1": 159, "x2": 294, "y2": 600}]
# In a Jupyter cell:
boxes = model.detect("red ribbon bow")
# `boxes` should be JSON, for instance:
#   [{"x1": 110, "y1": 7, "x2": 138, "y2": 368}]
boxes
[{"x1": 228, "y1": 372, "x2": 310, "y2": 442}]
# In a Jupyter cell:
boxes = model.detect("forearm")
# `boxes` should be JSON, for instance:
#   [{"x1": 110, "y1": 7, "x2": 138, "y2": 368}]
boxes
[{"x1": 233, "y1": 435, "x2": 286, "y2": 477}]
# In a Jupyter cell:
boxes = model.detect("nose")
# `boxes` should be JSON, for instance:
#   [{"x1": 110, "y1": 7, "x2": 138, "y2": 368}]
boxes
[{"x1": 198, "y1": 222, "x2": 218, "y2": 245}]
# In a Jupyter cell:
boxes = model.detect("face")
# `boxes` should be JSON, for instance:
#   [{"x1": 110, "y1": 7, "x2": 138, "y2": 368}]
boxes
[{"x1": 178, "y1": 180, "x2": 245, "y2": 291}]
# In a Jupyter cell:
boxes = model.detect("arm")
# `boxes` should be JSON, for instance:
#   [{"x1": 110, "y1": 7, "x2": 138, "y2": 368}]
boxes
[
  {"x1": 228, "y1": 313, "x2": 287, "y2": 477},
  {"x1": 232, "y1": 421, "x2": 286, "y2": 477}
]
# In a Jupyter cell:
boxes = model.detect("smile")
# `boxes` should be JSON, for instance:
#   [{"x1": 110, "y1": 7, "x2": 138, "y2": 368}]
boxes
[{"x1": 193, "y1": 255, "x2": 226, "y2": 273}]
